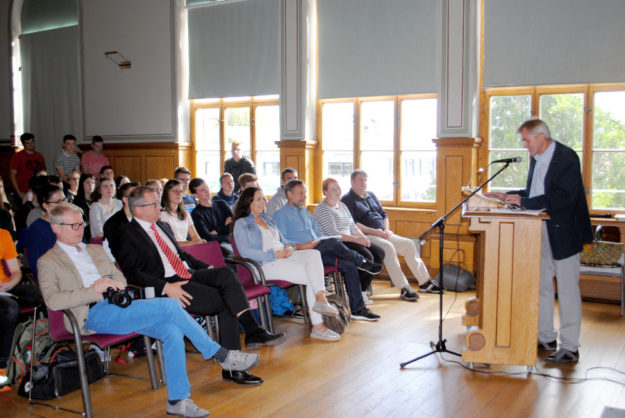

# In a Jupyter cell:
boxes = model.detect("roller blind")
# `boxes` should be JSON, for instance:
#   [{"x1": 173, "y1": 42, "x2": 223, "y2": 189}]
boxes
[
  {"x1": 188, "y1": 0, "x2": 280, "y2": 99},
  {"x1": 317, "y1": 0, "x2": 439, "y2": 99},
  {"x1": 484, "y1": 0, "x2": 625, "y2": 88}
]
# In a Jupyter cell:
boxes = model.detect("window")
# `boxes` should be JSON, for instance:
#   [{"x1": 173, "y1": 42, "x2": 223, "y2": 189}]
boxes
[
  {"x1": 191, "y1": 96, "x2": 280, "y2": 194},
  {"x1": 484, "y1": 85, "x2": 625, "y2": 211},
  {"x1": 319, "y1": 95, "x2": 437, "y2": 206}
]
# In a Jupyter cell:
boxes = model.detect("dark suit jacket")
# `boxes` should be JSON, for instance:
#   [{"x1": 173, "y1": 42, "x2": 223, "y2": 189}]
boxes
[
  {"x1": 516, "y1": 141, "x2": 592, "y2": 260},
  {"x1": 113, "y1": 219, "x2": 210, "y2": 296},
  {"x1": 103, "y1": 208, "x2": 130, "y2": 256}
]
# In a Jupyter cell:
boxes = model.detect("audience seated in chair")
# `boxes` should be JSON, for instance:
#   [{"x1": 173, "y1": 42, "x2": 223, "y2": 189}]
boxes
[
  {"x1": 189, "y1": 177, "x2": 233, "y2": 257},
  {"x1": 111, "y1": 186, "x2": 286, "y2": 385},
  {"x1": 314, "y1": 177, "x2": 385, "y2": 307},
  {"x1": 232, "y1": 186, "x2": 343, "y2": 342},
  {"x1": 102, "y1": 182, "x2": 140, "y2": 259},
  {"x1": 342, "y1": 169, "x2": 438, "y2": 301},
  {"x1": 38, "y1": 203, "x2": 260, "y2": 417},
  {"x1": 266, "y1": 168, "x2": 298, "y2": 217},
  {"x1": 89, "y1": 177, "x2": 122, "y2": 238},
  {"x1": 17, "y1": 184, "x2": 66, "y2": 280},
  {"x1": 160, "y1": 179, "x2": 204, "y2": 247},
  {"x1": 272, "y1": 179, "x2": 382, "y2": 322},
  {"x1": 211, "y1": 173, "x2": 239, "y2": 210},
  {"x1": 174, "y1": 167, "x2": 196, "y2": 212}
]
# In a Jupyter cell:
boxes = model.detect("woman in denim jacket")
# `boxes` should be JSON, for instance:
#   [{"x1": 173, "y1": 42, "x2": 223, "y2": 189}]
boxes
[{"x1": 233, "y1": 187, "x2": 341, "y2": 342}]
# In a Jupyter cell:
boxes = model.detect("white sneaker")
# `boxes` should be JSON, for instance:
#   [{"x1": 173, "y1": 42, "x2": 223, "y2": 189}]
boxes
[
  {"x1": 362, "y1": 291, "x2": 373, "y2": 305},
  {"x1": 216, "y1": 350, "x2": 259, "y2": 372},
  {"x1": 310, "y1": 327, "x2": 341, "y2": 341},
  {"x1": 166, "y1": 398, "x2": 209, "y2": 417}
]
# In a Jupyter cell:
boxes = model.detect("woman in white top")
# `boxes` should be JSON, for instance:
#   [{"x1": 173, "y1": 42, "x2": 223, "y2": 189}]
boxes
[
  {"x1": 313, "y1": 178, "x2": 386, "y2": 303},
  {"x1": 160, "y1": 179, "x2": 204, "y2": 247},
  {"x1": 233, "y1": 187, "x2": 341, "y2": 342},
  {"x1": 89, "y1": 177, "x2": 123, "y2": 237}
]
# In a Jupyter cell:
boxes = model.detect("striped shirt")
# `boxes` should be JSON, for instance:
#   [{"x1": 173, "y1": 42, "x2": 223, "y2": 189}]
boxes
[{"x1": 313, "y1": 200, "x2": 356, "y2": 237}]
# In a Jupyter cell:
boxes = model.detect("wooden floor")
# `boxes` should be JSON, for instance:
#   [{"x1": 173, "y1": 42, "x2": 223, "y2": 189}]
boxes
[{"x1": 3, "y1": 281, "x2": 625, "y2": 417}]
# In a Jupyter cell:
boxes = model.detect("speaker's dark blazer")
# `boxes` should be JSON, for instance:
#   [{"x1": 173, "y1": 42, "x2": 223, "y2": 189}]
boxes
[
  {"x1": 113, "y1": 219, "x2": 209, "y2": 295},
  {"x1": 516, "y1": 141, "x2": 593, "y2": 260}
]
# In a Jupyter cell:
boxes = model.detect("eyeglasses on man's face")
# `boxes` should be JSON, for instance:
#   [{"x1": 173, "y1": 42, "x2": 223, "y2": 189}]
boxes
[
  {"x1": 59, "y1": 222, "x2": 86, "y2": 230},
  {"x1": 136, "y1": 200, "x2": 161, "y2": 208},
  {"x1": 47, "y1": 197, "x2": 68, "y2": 204}
]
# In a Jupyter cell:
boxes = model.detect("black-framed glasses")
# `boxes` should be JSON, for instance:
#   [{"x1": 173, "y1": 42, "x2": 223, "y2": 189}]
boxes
[
  {"x1": 59, "y1": 222, "x2": 86, "y2": 230},
  {"x1": 47, "y1": 198, "x2": 68, "y2": 204},
  {"x1": 136, "y1": 201, "x2": 161, "y2": 208}
]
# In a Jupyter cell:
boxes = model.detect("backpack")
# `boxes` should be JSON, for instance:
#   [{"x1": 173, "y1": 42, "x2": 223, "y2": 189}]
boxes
[
  {"x1": 7, "y1": 317, "x2": 70, "y2": 386},
  {"x1": 322, "y1": 294, "x2": 350, "y2": 334}
]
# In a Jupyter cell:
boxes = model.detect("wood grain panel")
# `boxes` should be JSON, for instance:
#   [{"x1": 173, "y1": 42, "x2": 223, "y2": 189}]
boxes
[{"x1": 113, "y1": 156, "x2": 142, "y2": 181}]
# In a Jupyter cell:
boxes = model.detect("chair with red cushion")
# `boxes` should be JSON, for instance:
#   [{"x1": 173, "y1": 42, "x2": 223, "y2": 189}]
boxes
[
  {"x1": 231, "y1": 237, "x2": 310, "y2": 327},
  {"x1": 29, "y1": 306, "x2": 160, "y2": 417},
  {"x1": 184, "y1": 241, "x2": 274, "y2": 332}
]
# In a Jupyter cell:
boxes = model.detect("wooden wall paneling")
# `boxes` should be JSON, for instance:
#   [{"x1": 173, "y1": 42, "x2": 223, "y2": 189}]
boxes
[
  {"x1": 111, "y1": 156, "x2": 142, "y2": 182},
  {"x1": 430, "y1": 233, "x2": 477, "y2": 274},
  {"x1": 277, "y1": 139, "x2": 317, "y2": 201}
]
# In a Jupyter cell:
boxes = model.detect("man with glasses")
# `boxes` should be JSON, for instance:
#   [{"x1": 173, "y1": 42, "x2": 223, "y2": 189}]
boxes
[
  {"x1": 485, "y1": 118, "x2": 592, "y2": 366},
  {"x1": 39, "y1": 203, "x2": 260, "y2": 417},
  {"x1": 112, "y1": 187, "x2": 286, "y2": 385}
]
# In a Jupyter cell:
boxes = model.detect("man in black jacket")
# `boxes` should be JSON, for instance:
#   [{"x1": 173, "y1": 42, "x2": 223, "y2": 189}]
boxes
[
  {"x1": 112, "y1": 186, "x2": 285, "y2": 384},
  {"x1": 487, "y1": 119, "x2": 592, "y2": 366}
]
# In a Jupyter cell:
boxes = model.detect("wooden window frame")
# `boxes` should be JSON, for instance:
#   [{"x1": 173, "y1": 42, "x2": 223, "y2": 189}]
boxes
[{"x1": 316, "y1": 93, "x2": 438, "y2": 208}]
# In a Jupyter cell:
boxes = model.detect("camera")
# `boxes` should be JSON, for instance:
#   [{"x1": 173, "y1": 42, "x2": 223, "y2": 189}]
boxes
[{"x1": 103, "y1": 287, "x2": 146, "y2": 308}]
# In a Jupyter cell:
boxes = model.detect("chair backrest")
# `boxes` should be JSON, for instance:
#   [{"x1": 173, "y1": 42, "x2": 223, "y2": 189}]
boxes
[
  {"x1": 90, "y1": 237, "x2": 104, "y2": 245},
  {"x1": 47, "y1": 308, "x2": 73, "y2": 341},
  {"x1": 229, "y1": 237, "x2": 258, "y2": 288},
  {"x1": 184, "y1": 242, "x2": 226, "y2": 268}
]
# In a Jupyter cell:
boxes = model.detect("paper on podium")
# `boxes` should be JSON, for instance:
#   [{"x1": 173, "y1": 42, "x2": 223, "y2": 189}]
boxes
[{"x1": 463, "y1": 187, "x2": 505, "y2": 211}]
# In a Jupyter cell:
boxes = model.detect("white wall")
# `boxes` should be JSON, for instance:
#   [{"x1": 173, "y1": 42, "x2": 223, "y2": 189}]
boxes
[{"x1": 0, "y1": 0, "x2": 12, "y2": 140}]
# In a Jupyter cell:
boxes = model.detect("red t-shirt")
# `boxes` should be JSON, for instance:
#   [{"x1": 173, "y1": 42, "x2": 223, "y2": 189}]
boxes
[{"x1": 9, "y1": 150, "x2": 46, "y2": 193}]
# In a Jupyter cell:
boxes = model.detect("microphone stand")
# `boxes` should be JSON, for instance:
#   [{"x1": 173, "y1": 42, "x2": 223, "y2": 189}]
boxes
[{"x1": 400, "y1": 162, "x2": 512, "y2": 368}]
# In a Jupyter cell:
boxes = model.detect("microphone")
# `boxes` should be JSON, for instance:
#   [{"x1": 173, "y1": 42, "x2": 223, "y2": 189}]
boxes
[{"x1": 491, "y1": 156, "x2": 522, "y2": 164}]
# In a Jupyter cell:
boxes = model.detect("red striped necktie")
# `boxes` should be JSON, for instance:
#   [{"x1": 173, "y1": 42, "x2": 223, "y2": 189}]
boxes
[{"x1": 149, "y1": 224, "x2": 192, "y2": 279}]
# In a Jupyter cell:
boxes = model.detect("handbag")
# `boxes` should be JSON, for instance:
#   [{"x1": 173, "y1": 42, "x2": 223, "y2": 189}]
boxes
[
  {"x1": 580, "y1": 226, "x2": 624, "y2": 266},
  {"x1": 434, "y1": 263, "x2": 476, "y2": 292}
]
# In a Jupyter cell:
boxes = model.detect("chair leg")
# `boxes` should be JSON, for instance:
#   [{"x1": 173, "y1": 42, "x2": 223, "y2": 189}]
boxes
[
  {"x1": 143, "y1": 336, "x2": 159, "y2": 390},
  {"x1": 261, "y1": 294, "x2": 274, "y2": 333},
  {"x1": 68, "y1": 315, "x2": 93, "y2": 418},
  {"x1": 204, "y1": 315, "x2": 217, "y2": 341},
  {"x1": 155, "y1": 340, "x2": 167, "y2": 386},
  {"x1": 298, "y1": 285, "x2": 311, "y2": 325}
]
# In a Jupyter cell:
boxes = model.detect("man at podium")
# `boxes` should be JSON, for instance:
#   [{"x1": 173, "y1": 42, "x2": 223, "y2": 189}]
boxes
[{"x1": 485, "y1": 118, "x2": 592, "y2": 366}]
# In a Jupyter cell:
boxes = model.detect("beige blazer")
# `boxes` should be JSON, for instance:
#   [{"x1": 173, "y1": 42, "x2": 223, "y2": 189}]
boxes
[{"x1": 38, "y1": 243, "x2": 127, "y2": 334}]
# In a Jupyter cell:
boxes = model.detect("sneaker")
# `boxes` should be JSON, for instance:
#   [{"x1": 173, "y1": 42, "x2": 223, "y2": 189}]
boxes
[
  {"x1": 312, "y1": 302, "x2": 339, "y2": 318},
  {"x1": 418, "y1": 279, "x2": 442, "y2": 294},
  {"x1": 310, "y1": 327, "x2": 341, "y2": 341},
  {"x1": 216, "y1": 350, "x2": 259, "y2": 372},
  {"x1": 537, "y1": 340, "x2": 557, "y2": 351},
  {"x1": 166, "y1": 398, "x2": 210, "y2": 418},
  {"x1": 0, "y1": 368, "x2": 9, "y2": 392},
  {"x1": 350, "y1": 307, "x2": 380, "y2": 321},
  {"x1": 400, "y1": 287, "x2": 420, "y2": 302},
  {"x1": 545, "y1": 348, "x2": 579, "y2": 366},
  {"x1": 358, "y1": 260, "x2": 383, "y2": 275},
  {"x1": 362, "y1": 291, "x2": 373, "y2": 305}
]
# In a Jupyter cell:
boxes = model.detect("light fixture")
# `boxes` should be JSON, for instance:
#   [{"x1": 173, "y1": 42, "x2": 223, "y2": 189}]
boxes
[{"x1": 104, "y1": 51, "x2": 131, "y2": 69}]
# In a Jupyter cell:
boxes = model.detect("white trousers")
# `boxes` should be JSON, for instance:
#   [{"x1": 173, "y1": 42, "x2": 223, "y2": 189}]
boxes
[
  {"x1": 262, "y1": 249, "x2": 326, "y2": 325},
  {"x1": 367, "y1": 233, "x2": 430, "y2": 289},
  {"x1": 538, "y1": 222, "x2": 582, "y2": 351}
]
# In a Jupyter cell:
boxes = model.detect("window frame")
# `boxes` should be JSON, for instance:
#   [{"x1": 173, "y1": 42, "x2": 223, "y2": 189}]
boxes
[
  {"x1": 480, "y1": 83, "x2": 625, "y2": 214},
  {"x1": 316, "y1": 93, "x2": 438, "y2": 208},
  {"x1": 190, "y1": 95, "x2": 280, "y2": 185}
]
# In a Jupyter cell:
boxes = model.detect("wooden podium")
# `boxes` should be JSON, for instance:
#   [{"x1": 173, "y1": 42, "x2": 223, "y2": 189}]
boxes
[{"x1": 461, "y1": 197, "x2": 547, "y2": 366}]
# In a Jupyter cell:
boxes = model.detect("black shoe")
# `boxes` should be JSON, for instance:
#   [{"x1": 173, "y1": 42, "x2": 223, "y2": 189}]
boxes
[
  {"x1": 245, "y1": 328, "x2": 287, "y2": 349},
  {"x1": 350, "y1": 307, "x2": 380, "y2": 321},
  {"x1": 537, "y1": 340, "x2": 557, "y2": 351},
  {"x1": 221, "y1": 370, "x2": 264, "y2": 385},
  {"x1": 358, "y1": 260, "x2": 383, "y2": 275},
  {"x1": 418, "y1": 279, "x2": 442, "y2": 294},
  {"x1": 400, "y1": 287, "x2": 419, "y2": 301},
  {"x1": 544, "y1": 348, "x2": 579, "y2": 366}
]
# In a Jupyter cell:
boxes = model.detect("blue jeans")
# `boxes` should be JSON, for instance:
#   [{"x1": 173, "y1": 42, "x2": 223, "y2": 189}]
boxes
[
  {"x1": 316, "y1": 238, "x2": 366, "y2": 312},
  {"x1": 85, "y1": 298, "x2": 220, "y2": 401}
]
